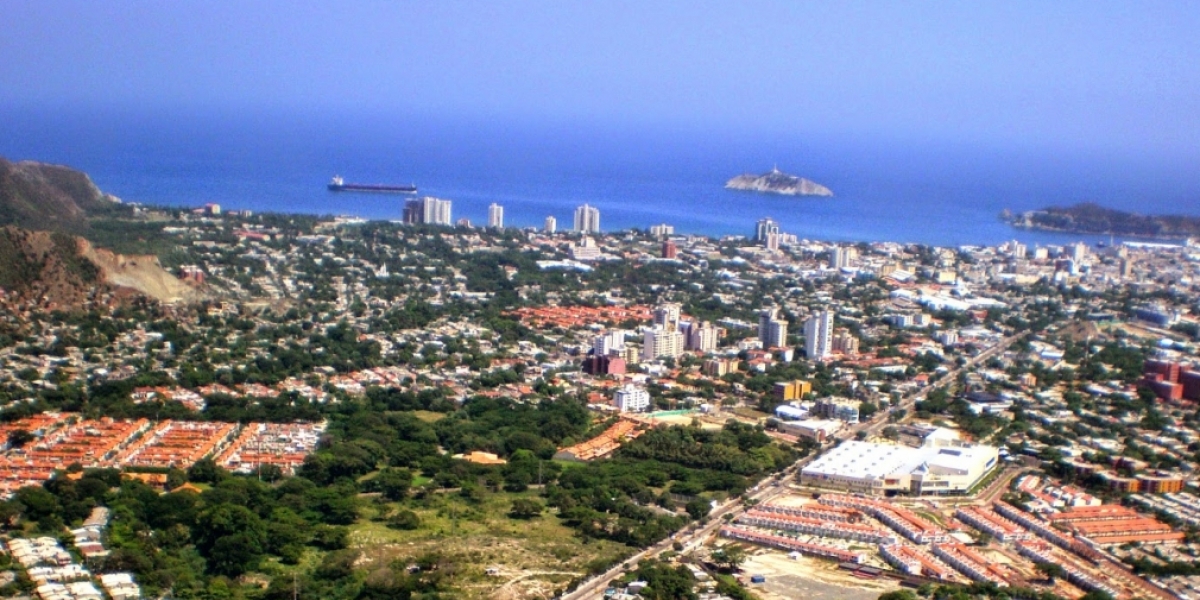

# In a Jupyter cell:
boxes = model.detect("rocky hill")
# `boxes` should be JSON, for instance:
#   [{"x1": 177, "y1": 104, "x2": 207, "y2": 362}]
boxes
[
  {"x1": 0, "y1": 226, "x2": 200, "y2": 308},
  {"x1": 725, "y1": 167, "x2": 833, "y2": 197},
  {"x1": 0, "y1": 157, "x2": 120, "y2": 232},
  {"x1": 1008, "y1": 202, "x2": 1200, "y2": 239}
]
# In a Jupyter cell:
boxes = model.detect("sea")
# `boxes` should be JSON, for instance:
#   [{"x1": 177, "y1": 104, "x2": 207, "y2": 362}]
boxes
[{"x1": 3, "y1": 105, "x2": 1198, "y2": 249}]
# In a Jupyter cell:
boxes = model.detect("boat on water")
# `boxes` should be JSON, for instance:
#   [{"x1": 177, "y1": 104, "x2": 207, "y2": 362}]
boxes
[{"x1": 327, "y1": 175, "x2": 417, "y2": 194}]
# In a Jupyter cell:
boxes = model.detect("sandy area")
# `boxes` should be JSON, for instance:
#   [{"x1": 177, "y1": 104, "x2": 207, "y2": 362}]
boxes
[{"x1": 740, "y1": 550, "x2": 900, "y2": 600}]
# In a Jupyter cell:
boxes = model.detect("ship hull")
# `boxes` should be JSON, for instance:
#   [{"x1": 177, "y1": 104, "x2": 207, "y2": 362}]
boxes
[{"x1": 328, "y1": 183, "x2": 417, "y2": 194}]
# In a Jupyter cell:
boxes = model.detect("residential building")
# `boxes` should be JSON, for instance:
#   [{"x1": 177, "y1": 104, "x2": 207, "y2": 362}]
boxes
[
  {"x1": 614, "y1": 384, "x2": 651, "y2": 413},
  {"x1": 805, "y1": 310, "x2": 833, "y2": 359},
  {"x1": 755, "y1": 217, "x2": 780, "y2": 242},
  {"x1": 487, "y1": 203, "x2": 504, "y2": 228},
  {"x1": 403, "y1": 197, "x2": 452, "y2": 225},
  {"x1": 832, "y1": 329, "x2": 859, "y2": 355},
  {"x1": 774, "y1": 380, "x2": 812, "y2": 402},
  {"x1": 644, "y1": 325, "x2": 684, "y2": 359},
  {"x1": 759, "y1": 308, "x2": 788, "y2": 349},
  {"x1": 662, "y1": 240, "x2": 678, "y2": 259},
  {"x1": 574, "y1": 204, "x2": 601, "y2": 233},
  {"x1": 544, "y1": 215, "x2": 557, "y2": 233},
  {"x1": 570, "y1": 236, "x2": 602, "y2": 261},
  {"x1": 649, "y1": 223, "x2": 674, "y2": 237},
  {"x1": 653, "y1": 303, "x2": 682, "y2": 329},
  {"x1": 685, "y1": 321, "x2": 720, "y2": 352},
  {"x1": 830, "y1": 246, "x2": 857, "y2": 269}
]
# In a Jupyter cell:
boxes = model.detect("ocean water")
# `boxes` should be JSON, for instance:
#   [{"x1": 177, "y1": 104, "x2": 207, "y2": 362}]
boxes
[{"x1": 3, "y1": 106, "x2": 1198, "y2": 248}]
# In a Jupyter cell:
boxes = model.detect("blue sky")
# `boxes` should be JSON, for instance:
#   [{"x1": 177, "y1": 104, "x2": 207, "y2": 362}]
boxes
[{"x1": 3, "y1": 1, "x2": 1199, "y2": 159}]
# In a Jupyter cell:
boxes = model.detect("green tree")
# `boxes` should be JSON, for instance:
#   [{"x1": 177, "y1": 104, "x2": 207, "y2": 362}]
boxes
[{"x1": 509, "y1": 498, "x2": 544, "y2": 519}]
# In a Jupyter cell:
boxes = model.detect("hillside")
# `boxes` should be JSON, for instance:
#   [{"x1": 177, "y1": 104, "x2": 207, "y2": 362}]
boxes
[
  {"x1": 0, "y1": 226, "x2": 200, "y2": 307},
  {"x1": 1008, "y1": 202, "x2": 1200, "y2": 239},
  {"x1": 0, "y1": 157, "x2": 119, "y2": 232}
]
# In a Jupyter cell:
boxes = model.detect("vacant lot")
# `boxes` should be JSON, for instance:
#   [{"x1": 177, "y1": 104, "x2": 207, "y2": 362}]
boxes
[{"x1": 350, "y1": 490, "x2": 632, "y2": 599}]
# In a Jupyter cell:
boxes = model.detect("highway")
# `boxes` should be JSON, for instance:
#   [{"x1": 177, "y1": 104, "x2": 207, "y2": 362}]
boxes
[{"x1": 558, "y1": 331, "x2": 1029, "y2": 599}]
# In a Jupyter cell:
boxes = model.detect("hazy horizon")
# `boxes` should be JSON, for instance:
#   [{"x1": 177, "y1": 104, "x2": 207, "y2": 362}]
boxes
[{"x1": 3, "y1": 1, "x2": 1200, "y2": 165}]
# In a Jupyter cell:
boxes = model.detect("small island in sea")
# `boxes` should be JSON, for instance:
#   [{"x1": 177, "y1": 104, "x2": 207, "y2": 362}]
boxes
[
  {"x1": 725, "y1": 167, "x2": 833, "y2": 197},
  {"x1": 1006, "y1": 202, "x2": 1200, "y2": 239}
]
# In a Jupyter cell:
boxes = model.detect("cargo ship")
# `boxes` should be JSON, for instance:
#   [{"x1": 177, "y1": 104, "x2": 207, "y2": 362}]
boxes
[{"x1": 327, "y1": 175, "x2": 417, "y2": 194}]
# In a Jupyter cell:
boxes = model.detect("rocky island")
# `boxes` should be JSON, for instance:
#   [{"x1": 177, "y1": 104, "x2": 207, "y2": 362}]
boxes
[
  {"x1": 725, "y1": 167, "x2": 833, "y2": 197},
  {"x1": 1007, "y1": 202, "x2": 1200, "y2": 239}
]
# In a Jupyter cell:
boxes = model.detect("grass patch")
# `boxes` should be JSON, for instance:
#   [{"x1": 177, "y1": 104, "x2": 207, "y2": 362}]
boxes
[
  {"x1": 412, "y1": 410, "x2": 448, "y2": 423},
  {"x1": 350, "y1": 489, "x2": 632, "y2": 598},
  {"x1": 552, "y1": 459, "x2": 587, "y2": 470}
]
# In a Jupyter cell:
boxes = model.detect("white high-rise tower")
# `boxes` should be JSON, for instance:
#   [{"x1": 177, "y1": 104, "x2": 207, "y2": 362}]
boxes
[
  {"x1": 488, "y1": 203, "x2": 504, "y2": 228},
  {"x1": 574, "y1": 204, "x2": 601, "y2": 234},
  {"x1": 805, "y1": 310, "x2": 833, "y2": 360}
]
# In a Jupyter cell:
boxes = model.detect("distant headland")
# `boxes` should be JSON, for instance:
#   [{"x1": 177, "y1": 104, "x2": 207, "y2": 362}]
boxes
[
  {"x1": 725, "y1": 167, "x2": 833, "y2": 197},
  {"x1": 1006, "y1": 202, "x2": 1200, "y2": 239}
]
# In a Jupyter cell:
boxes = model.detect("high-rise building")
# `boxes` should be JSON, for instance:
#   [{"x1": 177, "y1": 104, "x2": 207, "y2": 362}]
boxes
[
  {"x1": 649, "y1": 223, "x2": 675, "y2": 237},
  {"x1": 488, "y1": 203, "x2": 504, "y2": 228},
  {"x1": 662, "y1": 240, "x2": 678, "y2": 259},
  {"x1": 614, "y1": 384, "x2": 651, "y2": 413},
  {"x1": 758, "y1": 308, "x2": 789, "y2": 349},
  {"x1": 644, "y1": 326, "x2": 685, "y2": 359},
  {"x1": 830, "y1": 247, "x2": 857, "y2": 269},
  {"x1": 593, "y1": 330, "x2": 628, "y2": 357},
  {"x1": 832, "y1": 329, "x2": 859, "y2": 355},
  {"x1": 764, "y1": 232, "x2": 781, "y2": 251},
  {"x1": 755, "y1": 217, "x2": 780, "y2": 242},
  {"x1": 1009, "y1": 240, "x2": 1027, "y2": 259},
  {"x1": 1070, "y1": 242, "x2": 1088, "y2": 264},
  {"x1": 574, "y1": 204, "x2": 601, "y2": 233},
  {"x1": 686, "y1": 321, "x2": 721, "y2": 352},
  {"x1": 805, "y1": 310, "x2": 834, "y2": 360},
  {"x1": 403, "y1": 197, "x2": 453, "y2": 225},
  {"x1": 544, "y1": 215, "x2": 557, "y2": 233},
  {"x1": 653, "y1": 303, "x2": 682, "y2": 329}
]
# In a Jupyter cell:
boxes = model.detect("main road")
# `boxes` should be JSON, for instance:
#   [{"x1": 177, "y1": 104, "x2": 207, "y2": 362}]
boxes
[{"x1": 558, "y1": 330, "x2": 1029, "y2": 599}]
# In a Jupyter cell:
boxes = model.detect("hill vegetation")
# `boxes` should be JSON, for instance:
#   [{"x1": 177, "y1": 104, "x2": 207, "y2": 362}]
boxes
[
  {"x1": 1009, "y1": 202, "x2": 1200, "y2": 238},
  {"x1": 0, "y1": 157, "x2": 120, "y2": 233}
]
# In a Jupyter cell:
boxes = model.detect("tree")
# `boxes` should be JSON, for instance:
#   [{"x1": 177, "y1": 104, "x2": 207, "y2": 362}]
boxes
[
  {"x1": 509, "y1": 498, "x2": 544, "y2": 519},
  {"x1": 387, "y1": 509, "x2": 421, "y2": 530},
  {"x1": 711, "y1": 544, "x2": 747, "y2": 571},
  {"x1": 685, "y1": 498, "x2": 710, "y2": 520},
  {"x1": 877, "y1": 591, "x2": 918, "y2": 600},
  {"x1": 374, "y1": 468, "x2": 413, "y2": 501},
  {"x1": 187, "y1": 457, "x2": 227, "y2": 484},
  {"x1": 194, "y1": 503, "x2": 268, "y2": 576},
  {"x1": 1035, "y1": 561, "x2": 1068, "y2": 583},
  {"x1": 6, "y1": 429, "x2": 35, "y2": 449}
]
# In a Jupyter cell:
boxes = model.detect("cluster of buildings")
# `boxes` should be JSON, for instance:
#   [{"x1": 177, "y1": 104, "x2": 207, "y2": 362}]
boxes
[
  {"x1": 0, "y1": 413, "x2": 325, "y2": 497},
  {"x1": 6, "y1": 534, "x2": 141, "y2": 600},
  {"x1": 553, "y1": 418, "x2": 646, "y2": 462}
]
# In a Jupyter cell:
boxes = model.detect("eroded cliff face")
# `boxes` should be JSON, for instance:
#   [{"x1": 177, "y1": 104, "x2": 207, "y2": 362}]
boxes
[
  {"x1": 725, "y1": 169, "x2": 833, "y2": 197},
  {"x1": 77, "y1": 237, "x2": 201, "y2": 303},
  {"x1": 0, "y1": 226, "x2": 201, "y2": 308}
]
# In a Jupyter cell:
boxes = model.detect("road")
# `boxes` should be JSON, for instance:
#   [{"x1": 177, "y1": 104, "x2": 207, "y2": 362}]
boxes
[
  {"x1": 559, "y1": 458, "x2": 814, "y2": 600},
  {"x1": 558, "y1": 331, "x2": 1029, "y2": 599}
]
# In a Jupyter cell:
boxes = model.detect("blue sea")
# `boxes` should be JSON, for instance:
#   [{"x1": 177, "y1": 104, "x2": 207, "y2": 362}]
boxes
[{"x1": 3, "y1": 106, "x2": 1198, "y2": 248}]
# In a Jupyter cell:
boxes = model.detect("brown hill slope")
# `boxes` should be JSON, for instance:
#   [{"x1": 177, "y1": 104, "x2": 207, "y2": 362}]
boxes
[
  {"x1": 0, "y1": 226, "x2": 200, "y2": 308},
  {"x1": 0, "y1": 157, "x2": 118, "y2": 232}
]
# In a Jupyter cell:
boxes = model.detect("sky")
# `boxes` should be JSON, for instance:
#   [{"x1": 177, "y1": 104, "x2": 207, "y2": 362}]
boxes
[{"x1": 3, "y1": 1, "x2": 1200, "y2": 160}]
